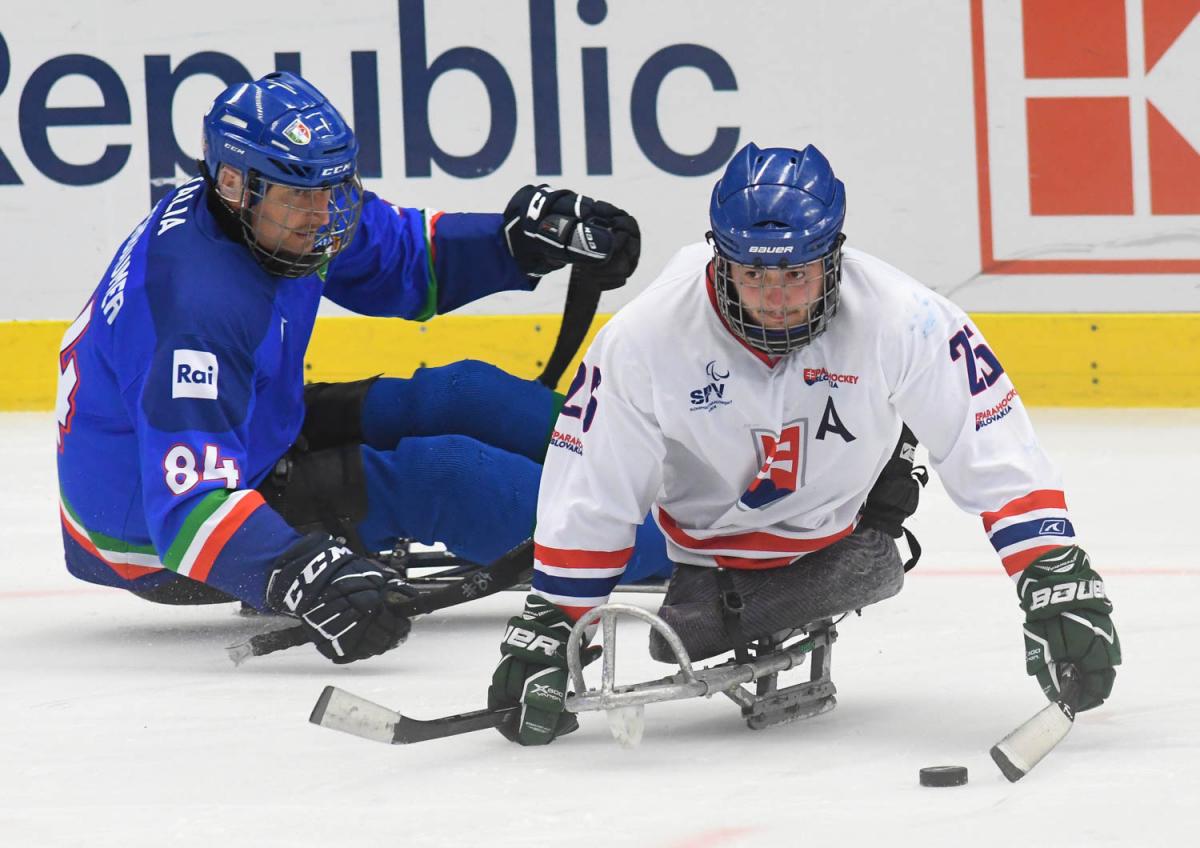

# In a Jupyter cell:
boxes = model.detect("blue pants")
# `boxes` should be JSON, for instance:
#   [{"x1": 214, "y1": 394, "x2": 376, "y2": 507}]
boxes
[{"x1": 353, "y1": 360, "x2": 671, "y2": 582}]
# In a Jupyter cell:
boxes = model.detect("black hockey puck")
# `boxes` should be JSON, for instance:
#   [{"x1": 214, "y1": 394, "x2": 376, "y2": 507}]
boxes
[{"x1": 919, "y1": 766, "x2": 968, "y2": 787}]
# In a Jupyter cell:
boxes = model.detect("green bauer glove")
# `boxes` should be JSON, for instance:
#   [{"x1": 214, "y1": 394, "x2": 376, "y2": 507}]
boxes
[
  {"x1": 488, "y1": 595, "x2": 600, "y2": 746},
  {"x1": 1018, "y1": 546, "x2": 1121, "y2": 711}
]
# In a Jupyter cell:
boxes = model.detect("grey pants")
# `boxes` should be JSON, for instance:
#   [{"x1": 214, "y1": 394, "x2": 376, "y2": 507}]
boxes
[{"x1": 648, "y1": 526, "x2": 904, "y2": 662}]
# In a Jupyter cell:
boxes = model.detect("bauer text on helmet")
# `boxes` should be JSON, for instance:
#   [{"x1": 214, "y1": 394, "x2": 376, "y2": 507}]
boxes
[{"x1": 709, "y1": 143, "x2": 847, "y2": 355}]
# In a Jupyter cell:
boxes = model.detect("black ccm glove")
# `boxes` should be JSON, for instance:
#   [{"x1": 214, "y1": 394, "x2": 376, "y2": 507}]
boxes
[
  {"x1": 503, "y1": 184, "x2": 640, "y2": 288},
  {"x1": 266, "y1": 533, "x2": 414, "y2": 664},
  {"x1": 1018, "y1": 546, "x2": 1121, "y2": 711},
  {"x1": 487, "y1": 595, "x2": 600, "y2": 745}
]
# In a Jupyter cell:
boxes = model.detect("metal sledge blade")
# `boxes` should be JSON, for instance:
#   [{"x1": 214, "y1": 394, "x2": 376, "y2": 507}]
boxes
[
  {"x1": 309, "y1": 686, "x2": 519, "y2": 744},
  {"x1": 565, "y1": 603, "x2": 838, "y2": 741}
]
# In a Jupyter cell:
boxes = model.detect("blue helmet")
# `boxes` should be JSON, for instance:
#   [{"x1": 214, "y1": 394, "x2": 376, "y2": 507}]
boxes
[
  {"x1": 201, "y1": 71, "x2": 363, "y2": 277},
  {"x1": 709, "y1": 143, "x2": 847, "y2": 355}
]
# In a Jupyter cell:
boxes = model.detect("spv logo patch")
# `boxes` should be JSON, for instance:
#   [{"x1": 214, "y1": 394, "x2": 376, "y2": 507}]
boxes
[
  {"x1": 689, "y1": 360, "x2": 732, "y2": 412},
  {"x1": 172, "y1": 349, "x2": 219, "y2": 399}
]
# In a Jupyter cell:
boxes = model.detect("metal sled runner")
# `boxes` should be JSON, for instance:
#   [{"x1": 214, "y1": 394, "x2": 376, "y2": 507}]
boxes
[
  {"x1": 308, "y1": 602, "x2": 838, "y2": 746},
  {"x1": 566, "y1": 604, "x2": 838, "y2": 742}
]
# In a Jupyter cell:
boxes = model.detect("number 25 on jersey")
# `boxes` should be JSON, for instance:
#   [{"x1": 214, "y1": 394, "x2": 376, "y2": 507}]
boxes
[{"x1": 949, "y1": 325, "x2": 1005, "y2": 396}]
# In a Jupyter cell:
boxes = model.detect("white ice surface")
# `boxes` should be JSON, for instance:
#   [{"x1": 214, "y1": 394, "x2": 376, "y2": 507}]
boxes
[{"x1": 3, "y1": 410, "x2": 1198, "y2": 847}]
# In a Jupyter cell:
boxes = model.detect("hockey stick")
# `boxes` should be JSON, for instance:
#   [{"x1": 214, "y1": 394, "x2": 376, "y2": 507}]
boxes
[
  {"x1": 989, "y1": 663, "x2": 1081, "y2": 782},
  {"x1": 309, "y1": 685, "x2": 519, "y2": 744},
  {"x1": 227, "y1": 539, "x2": 534, "y2": 664},
  {"x1": 536, "y1": 265, "x2": 606, "y2": 389}
]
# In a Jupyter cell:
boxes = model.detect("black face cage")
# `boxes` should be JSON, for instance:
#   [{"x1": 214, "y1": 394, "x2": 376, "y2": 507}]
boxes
[
  {"x1": 240, "y1": 173, "x2": 364, "y2": 278},
  {"x1": 711, "y1": 234, "x2": 845, "y2": 356}
]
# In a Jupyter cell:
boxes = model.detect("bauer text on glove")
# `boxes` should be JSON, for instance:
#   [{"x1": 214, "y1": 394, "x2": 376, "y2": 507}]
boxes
[{"x1": 1018, "y1": 545, "x2": 1120, "y2": 711}]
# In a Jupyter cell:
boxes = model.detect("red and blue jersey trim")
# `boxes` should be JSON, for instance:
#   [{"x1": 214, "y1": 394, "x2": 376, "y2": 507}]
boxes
[
  {"x1": 532, "y1": 543, "x2": 633, "y2": 621},
  {"x1": 981, "y1": 490, "x2": 1075, "y2": 576}
]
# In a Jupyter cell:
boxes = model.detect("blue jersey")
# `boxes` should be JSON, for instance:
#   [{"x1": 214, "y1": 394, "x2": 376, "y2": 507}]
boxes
[{"x1": 56, "y1": 177, "x2": 534, "y2": 606}]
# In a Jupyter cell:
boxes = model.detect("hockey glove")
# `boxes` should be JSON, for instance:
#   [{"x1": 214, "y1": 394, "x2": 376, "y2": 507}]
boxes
[
  {"x1": 1018, "y1": 546, "x2": 1121, "y2": 711},
  {"x1": 858, "y1": 424, "x2": 927, "y2": 539},
  {"x1": 488, "y1": 595, "x2": 600, "y2": 745},
  {"x1": 266, "y1": 533, "x2": 414, "y2": 664},
  {"x1": 503, "y1": 184, "x2": 640, "y2": 286}
]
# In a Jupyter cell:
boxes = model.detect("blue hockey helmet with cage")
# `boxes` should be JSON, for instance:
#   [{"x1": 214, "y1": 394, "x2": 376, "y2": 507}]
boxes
[
  {"x1": 201, "y1": 71, "x2": 362, "y2": 277},
  {"x1": 202, "y1": 70, "x2": 359, "y2": 189},
  {"x1": 709, "y1": 143, "x2": 847, "y2": 355}
]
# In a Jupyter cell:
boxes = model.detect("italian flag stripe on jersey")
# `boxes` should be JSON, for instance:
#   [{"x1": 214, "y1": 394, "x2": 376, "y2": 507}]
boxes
[
  {"x1": 414, "y1": 209, "x2": 443, "y2": 321},
  {"x1": 163, "y1": 489, "x2": 266, "y2": 581},
  {"x1": 59, "y1": 491, "x2": 162, "y2": 579}
]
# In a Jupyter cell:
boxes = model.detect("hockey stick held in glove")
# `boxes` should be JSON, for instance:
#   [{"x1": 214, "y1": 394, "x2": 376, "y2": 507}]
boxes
[
  {"x1": 228, "y1": 540, "x2": 534, "y2": 664},
  {"x1": 230, "y1": 270, "x2": 610, "y2": 664},
  {"x1": 990, "y1": 662, "x2": 1082, "y2": 782},
  {"x1": 310, "y1": 686, "x2": 520, "y2": 744}
]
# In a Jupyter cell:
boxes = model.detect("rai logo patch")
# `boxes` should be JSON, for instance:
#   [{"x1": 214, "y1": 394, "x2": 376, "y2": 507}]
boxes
[{"x1": 172, "y1": 349, "x2": 219, "y2": 400}]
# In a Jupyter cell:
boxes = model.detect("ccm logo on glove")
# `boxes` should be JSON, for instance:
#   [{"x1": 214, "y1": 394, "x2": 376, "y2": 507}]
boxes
[
  {"x1": 282, "y1": 544, "x2": 353, "y2": 612},
  {"x1": 1028, "y1": 579, "x2": 1105, "y2": 612},
  {"x1": 503, "y1": 624, "x2": 562, "y2": 657},
  {"x1": 524, "y1": 188, "x2": 549, "y2": 220}
]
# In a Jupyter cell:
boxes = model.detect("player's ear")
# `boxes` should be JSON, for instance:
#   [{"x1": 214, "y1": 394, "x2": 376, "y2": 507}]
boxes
[{"x1": 215, "y1": 164, "x2": 247, "y2": 208}]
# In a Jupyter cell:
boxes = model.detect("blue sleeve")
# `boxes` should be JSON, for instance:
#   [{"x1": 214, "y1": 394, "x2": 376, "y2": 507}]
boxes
[
  {"x1": 323, "y1": 192, "x2": 536, "y2": 319},
  {"x1": 129, "y1": 331, "x2": 301, "y2": 606}
]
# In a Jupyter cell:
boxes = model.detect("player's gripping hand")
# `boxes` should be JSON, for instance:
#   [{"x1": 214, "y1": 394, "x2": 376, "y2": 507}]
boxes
[
  {"x1": 488, "y1": 595, "x2": 600, "y2": 745},
  {"x1": 1018, "y1": 546, "x2": 1121, "y2": 711},
  {"x1": 266, "y1": 533, "x2": 414, "y2": 664},
  {"x1": 503, "y1": 184, "x2": 640, "y2": 287}
]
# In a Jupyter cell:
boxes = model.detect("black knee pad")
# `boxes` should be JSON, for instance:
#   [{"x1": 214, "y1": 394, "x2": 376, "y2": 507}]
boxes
[
  {"x1": 257, "y1": 442, "x2": 370, "y2": 551},
  {"x1": 648, "y1": 527, "x2": 905, "y2": 663},
  {"x1": 300, "y1": 376, "x2": 380, "y2": 451}
]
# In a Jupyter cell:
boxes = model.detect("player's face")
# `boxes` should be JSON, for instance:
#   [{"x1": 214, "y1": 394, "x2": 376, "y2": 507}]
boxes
[
  {"x1": 729, "y1": 261, "x2": 825, "y2": 329},
  {"x1": 250, "y1": 183, "x2": 332, "y2": 257}
]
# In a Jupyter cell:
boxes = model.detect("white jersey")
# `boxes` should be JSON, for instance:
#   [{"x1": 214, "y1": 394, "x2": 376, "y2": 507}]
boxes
[{"x1": 532, "y1": 244, "x2": 1076, "y2": 618}]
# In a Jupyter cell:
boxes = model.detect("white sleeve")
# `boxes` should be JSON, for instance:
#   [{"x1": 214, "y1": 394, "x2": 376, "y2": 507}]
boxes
[
  {"x1": 531, "y1": 322, "x2": 666, "y2": 618},
  {"x1": 888, "y1": 295, "x2": 1077, "y2": 578}
]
